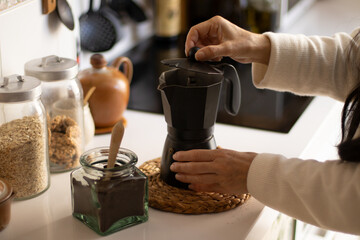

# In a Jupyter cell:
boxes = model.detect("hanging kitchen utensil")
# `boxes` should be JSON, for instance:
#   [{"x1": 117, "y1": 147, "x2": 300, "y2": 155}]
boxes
[
  {"x1": 79, "y1": 0, "x2": 122, "y2": 52},
  {"x1": 100, "y1": 0, "x2": 124, "y2": 40},
  {"x1": 42, "y1": 0, "x2": 57, "y2": 14},
  {"x1": 109, "y1": 0, "x2": 147, "y2": 22},
  {"x1": 56, "y1": 0, "x2": 75, "y2": 30}
]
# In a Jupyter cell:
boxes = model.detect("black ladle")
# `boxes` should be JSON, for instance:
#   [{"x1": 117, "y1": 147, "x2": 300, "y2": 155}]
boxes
[
  {"x1": 109, "y1": 0, "x2": 147, "y2": 22},
  {"x1": 79, "y1": 0, "x2": 118, "y2": 52},
  {"x1": 56, "y1": 0, "x2": 75, "y2": 31}
]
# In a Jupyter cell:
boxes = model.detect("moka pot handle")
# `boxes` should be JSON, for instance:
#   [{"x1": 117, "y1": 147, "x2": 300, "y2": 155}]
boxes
[{"x1": 217, "y1": 63, "x2": 241, "y2": 116}]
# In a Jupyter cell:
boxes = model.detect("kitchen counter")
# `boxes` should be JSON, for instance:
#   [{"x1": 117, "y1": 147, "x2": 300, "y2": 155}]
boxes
[
  {"x1": 1, "y1": 0, "x2": 359, "y2": 239},
  {"x1": 0, "y1": 95, "x2": 343, "y2": 240}
]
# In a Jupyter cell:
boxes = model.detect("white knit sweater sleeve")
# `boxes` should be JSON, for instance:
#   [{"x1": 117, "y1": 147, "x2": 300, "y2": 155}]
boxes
[
  {"x1": 252, "y1": 29, "x2": 360, "y2": 101},
  {"x1": 248, "y1": 29, "x2": 360, "y2": 235},
  {"x1": 247, "y1": 154, "x2": 360, "y2": 235}
]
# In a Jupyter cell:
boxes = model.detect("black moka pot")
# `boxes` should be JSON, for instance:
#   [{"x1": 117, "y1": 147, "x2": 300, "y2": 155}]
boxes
[{"x1": 158, "y1": 48, "x2": 241, "y2": 189}]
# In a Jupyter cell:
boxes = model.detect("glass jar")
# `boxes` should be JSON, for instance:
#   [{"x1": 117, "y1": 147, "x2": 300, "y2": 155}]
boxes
[
  {"x1": 241, "y1": 0, "x2": 281, "y2": 33},
  {"x1": 25, "y1": 55, "x2": 84, "y2": 172},
  {"x1": 0, "y1": 75, "x2": 50, "y2": 200},
  {"x1": 0, "y1": 178, "x2": 15, "y2": 231},
  {"x1": 71, "y1": 147, "x2": 148, "y2": 236}
]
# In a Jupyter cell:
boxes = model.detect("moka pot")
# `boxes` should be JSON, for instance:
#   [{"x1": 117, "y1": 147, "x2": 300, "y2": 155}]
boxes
[{"x1": 158, "y1": 48, "x2": 241, "y2": 189}]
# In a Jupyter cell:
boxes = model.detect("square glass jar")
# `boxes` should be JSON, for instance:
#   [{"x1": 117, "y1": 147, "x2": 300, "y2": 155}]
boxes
[{"x1": 71, "y1": 147, "x2": 148, "y2": 235}]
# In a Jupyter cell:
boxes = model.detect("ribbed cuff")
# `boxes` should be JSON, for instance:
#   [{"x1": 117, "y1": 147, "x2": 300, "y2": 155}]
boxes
[{"x1": 247, "y1": 153, "x2": 286, "y2": 199}]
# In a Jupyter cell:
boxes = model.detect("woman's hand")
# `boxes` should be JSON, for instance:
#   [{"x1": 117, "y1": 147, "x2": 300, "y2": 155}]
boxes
[
  {"x1": 185, "y1": 16, "x2": 271, "y2": 65},
  {"x1": 170, "y1": 148, "x2": 257, "y2": 195}
]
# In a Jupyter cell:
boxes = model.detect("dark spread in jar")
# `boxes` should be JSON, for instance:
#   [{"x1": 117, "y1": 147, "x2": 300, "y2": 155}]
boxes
[{"x1": 72, "y1": 169, "x2": 147, "y2": 233}]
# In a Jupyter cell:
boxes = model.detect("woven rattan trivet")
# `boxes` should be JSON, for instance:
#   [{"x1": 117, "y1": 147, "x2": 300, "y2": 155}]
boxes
[{"x1": 139, "y1": 158, "x2": 251, "y2": 214}]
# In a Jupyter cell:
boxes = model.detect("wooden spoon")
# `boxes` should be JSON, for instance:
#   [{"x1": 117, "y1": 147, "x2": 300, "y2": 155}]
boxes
[
  {"x1": 107, "y1": 120, "x2": 125, "y2": 169},
  {"x1": 83, "y1": 86, "x2": 96, "y2": 106}
]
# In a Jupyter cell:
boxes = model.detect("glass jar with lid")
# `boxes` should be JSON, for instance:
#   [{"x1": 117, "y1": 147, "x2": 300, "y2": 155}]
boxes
[
  {"x1": 71, "y1": 147, "x2": 148, "y2": 236},
  {"x1": 0, "y1": 178, "x2": 15, "y2": 231},
  {"x1": 0, "y1": 74, "x2": 50, "y2": 200},
  {"x1": 25, "y1": 55, "x2": 84, "y2": 172}
]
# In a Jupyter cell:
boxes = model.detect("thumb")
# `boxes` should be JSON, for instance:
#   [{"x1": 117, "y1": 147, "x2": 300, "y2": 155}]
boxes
[{"x1": 195, "y1": 45, "x2": 225, "y2": 61}]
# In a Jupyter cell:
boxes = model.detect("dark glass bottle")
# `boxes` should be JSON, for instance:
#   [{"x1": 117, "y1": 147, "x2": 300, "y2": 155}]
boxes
[
  {"x1": 241, "y1": 0, "x2": 281, "y2": 33},
  {"x1": 154, "y1": 0, "x2": 182, "y2": 41}
]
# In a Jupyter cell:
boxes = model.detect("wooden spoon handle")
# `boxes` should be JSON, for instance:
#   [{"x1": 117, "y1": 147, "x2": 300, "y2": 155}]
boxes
[
  {"x1": 83, "y1": 86, "x2": 96, "y2": 105},
  {"x1": 107, "y1": 120, "x2": 125, "y2": 169}
]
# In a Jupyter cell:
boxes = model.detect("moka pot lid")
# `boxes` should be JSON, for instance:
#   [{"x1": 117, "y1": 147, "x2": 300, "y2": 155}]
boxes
[{"x1": 161, "y1": 47, "x2": 223, "y2": 75}]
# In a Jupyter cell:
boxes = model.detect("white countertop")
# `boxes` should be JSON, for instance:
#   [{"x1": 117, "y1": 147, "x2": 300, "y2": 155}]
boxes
[{"x1": 1, "y1": 95, "x2": 343, "y2": 240}]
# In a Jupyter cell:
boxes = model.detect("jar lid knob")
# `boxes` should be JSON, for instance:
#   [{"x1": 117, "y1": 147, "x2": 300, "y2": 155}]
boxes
[
  {"x1": 1, "y1": 76, "x2": 9, "y2": 88},
  {"x1": 41, "y1": 55, "x2": 62, "y2": 68},
  {"x1": 90, "y1": 54, "x2": 107, "y2": 69},
  {"x1": 1, "y1": 75, "x2": 26, "y2": 87}
]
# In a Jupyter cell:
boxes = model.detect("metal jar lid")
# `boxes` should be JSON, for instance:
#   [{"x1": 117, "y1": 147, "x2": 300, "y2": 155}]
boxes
[
  {"x1": 24, "y1": 55, "x2": 78, "y2": 81},
  {"x1": 0, "y1": 75, "x2": 42, "y2": 102}
]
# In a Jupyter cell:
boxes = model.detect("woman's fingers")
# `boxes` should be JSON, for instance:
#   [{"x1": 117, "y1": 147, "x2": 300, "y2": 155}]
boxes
[
  {"x1": 185, "y1": 28, "x2": 198, "y2": 54},
  {"x1": 175, "y1": 173, "x2": 217, "y2": 184},
  {"x1": 185, "y1": 16, "x2": 223, "y2": 57},
  {"x1": 173, "y1": 149, "x2": 216, "y2": 162},
  {"x1": 170, "y1": 149, "x2": 257, "y2": 194},
  {"x1": 195, "y1": 45, "x2": 224, "y2": 61},
  {"x1": 170, "y1": 161, "x2": 216, "y2": 174}
]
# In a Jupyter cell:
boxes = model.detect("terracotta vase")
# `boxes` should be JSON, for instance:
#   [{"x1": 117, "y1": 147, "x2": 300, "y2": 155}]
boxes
[{"x1": 79, "y1": 54, "x2": 133, "y2": 133}]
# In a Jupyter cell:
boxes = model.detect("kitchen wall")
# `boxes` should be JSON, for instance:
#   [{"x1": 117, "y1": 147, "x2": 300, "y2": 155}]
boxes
[
  {"x1": 280, "y1": 0, "x2": 360, "y2": 35},
  {"x1": 73, "y1": 0, "x2": 153, "y2": 70},
  {"x1": 0, "y1": 0, "x2": 153, "y2": 76},
  {"x1": 0, "y1": 0, "x2": 78, "y2": 77}
]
